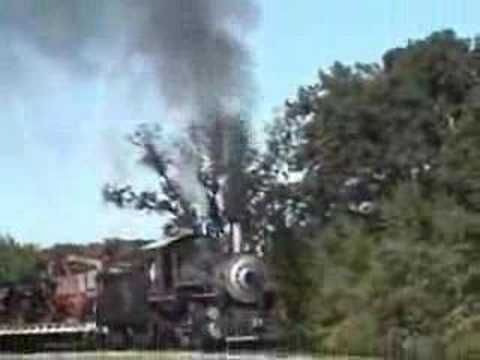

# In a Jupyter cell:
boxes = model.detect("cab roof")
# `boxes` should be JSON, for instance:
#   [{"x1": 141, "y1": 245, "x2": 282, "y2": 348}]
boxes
[{"x1": 141, "y1": 228, "x2": 195, "y2": 251}]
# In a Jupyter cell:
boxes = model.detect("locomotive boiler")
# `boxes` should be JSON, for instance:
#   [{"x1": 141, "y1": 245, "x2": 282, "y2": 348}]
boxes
[{"x1": 96, "y1": 222, "x2": 278, "y2": 349}]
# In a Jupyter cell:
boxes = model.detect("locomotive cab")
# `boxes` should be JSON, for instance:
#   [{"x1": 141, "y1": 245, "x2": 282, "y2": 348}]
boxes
[{"x1": 145, "y1": 229, "x2": 220, "y2": 299}]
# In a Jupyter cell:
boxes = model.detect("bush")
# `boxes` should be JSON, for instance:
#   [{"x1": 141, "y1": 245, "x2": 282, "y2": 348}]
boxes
[
  {"x1": 313, "y1": 311, "x2": 380, "y2": 356},
  {"x1": 446, "y1": 332, "x2": 480, "y2": 360},
  {"x1": 0, "y1": 235, "x2": 42, "y2": 283}
]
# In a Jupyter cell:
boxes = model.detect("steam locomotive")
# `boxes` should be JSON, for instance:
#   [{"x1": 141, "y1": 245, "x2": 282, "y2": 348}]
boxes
[{"x1": 96, "y1": 221, "x2": 278, "y2": 349}]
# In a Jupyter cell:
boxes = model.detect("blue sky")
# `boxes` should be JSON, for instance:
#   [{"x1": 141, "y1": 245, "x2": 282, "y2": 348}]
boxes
[{"x1": 0, "y1": 0, "x2": 478, "y2": 246}]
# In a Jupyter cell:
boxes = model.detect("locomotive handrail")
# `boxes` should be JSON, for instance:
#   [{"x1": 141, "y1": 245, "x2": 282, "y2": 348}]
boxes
[{"x1": 0, "y1": 322, "x2": 97, "y2": 336}]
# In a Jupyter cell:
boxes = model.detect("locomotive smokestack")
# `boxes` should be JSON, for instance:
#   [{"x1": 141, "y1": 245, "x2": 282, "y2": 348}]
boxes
[{"x1": 232, "y1": 222, "x2": 242, "y2": 254}]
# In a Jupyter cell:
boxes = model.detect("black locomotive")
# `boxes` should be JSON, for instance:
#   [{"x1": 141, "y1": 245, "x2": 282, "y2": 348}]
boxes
[{"x1": 96, "y1": 221, "x2": 278, "y2": 350}]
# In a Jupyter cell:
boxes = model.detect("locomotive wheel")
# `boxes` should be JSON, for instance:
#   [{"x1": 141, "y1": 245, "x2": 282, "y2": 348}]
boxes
[
  {"x1": 104, "y1": 328, "x2": 129, "y2": 350},
  {"x1": 150, "y1": 319, "x2": 177, "y2": 350}
]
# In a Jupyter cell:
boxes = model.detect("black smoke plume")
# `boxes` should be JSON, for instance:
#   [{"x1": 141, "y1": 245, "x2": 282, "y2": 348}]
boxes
[
  {"x1": 137, "y1": 0, "x2": 258, "y2": 121},
  {"x1": 2, "y1": 0, "x2": 259, "y2": 224},
  {"x1": 1, "y1": 0, "x2": 258, "y2": 101}
]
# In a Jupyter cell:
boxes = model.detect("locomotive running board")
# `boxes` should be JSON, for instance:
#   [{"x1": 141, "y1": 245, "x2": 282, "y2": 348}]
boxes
[{"x1": 225, "y1": 335, "x2": 259, "y2": 343}]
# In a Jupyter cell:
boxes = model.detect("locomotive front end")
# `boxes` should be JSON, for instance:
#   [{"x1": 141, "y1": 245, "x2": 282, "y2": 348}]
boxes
[{"x1": 202, "y1": 223, "x2": 277, "y2": 346}]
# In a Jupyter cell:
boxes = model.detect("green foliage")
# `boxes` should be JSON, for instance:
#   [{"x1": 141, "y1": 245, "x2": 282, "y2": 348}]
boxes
[
  {"x1": 265, "y1": 29, "x2": 480, "y2": 355},
  {"x1": 297, "y1": 30, "x2": 480, "y2": 208},
  {"x1": 302, "y1": 181, "x2": 478, "y2": 354},
  {"x1": 0, "y1": 234, "x2": 42, "y2": 283},
  {"x1": 319, "y1": 311, "x2": 380, "y2": 356},
  {"x1": 269, "y1": 228, "x2": 318, "y2": 335},
  {"x1": 446, "y1": 331, "x2": 480, "y2": 360}
]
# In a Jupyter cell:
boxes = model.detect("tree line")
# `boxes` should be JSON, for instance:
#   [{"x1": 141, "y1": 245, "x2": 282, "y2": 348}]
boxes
[{"x1": 263, "y1": 29, "x2": 480, "y2": 356}]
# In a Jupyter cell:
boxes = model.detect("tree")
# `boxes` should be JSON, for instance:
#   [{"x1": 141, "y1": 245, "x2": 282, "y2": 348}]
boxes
[
  {"x1": 267, "y1": 29, "x2": 480, "y2": 353},
  {"x1": 102, "y1": 116, "x2": 266, "y2": 249},
  {"x1": 295, "y1": 31, "x2": 480, "y2": 217},
  {"x1": 0, "y1": 235, "x2": 43, "y2": 284}
]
